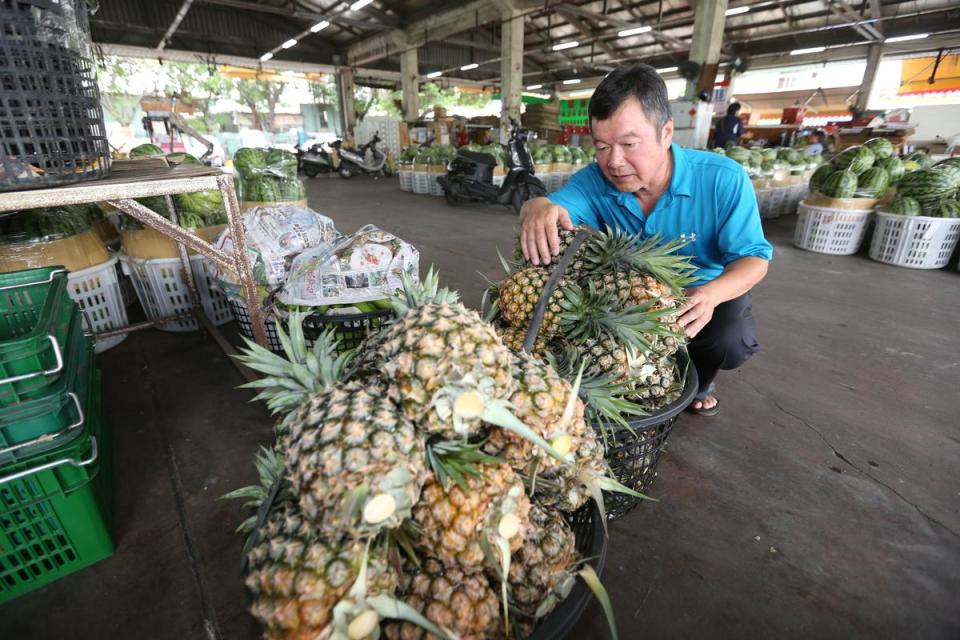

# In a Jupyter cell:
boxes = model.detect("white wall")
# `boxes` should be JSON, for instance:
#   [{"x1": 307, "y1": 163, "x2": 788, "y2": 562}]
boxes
[{"x1": 907, "y1": 105, "x2": 960, "y2": 143}]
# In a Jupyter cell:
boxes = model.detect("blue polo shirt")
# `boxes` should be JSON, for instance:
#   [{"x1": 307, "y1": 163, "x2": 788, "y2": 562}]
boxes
[{"x1": 548, "y1": 144, "x2": 773, "y2": 286}]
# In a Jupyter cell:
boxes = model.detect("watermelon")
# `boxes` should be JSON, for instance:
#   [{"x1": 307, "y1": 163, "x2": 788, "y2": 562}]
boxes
[
  {"x1": 821, "y1": 170, "x2": 858, "y2": 198},
  {"x1": 937, "y1": 200, "x2": 960, "y2": 218},
  {"x1": 712, "y1": 148, "x2": 726, "y2": 155},
  {"x1": 748, "y1": 150, "x2": 763, "y2": 168},
  {"x1": 831, "y1": 146, "x2": 875, "y2": 175},
  {"x1": 876, "y1": 156, "x2": 905, "y2": 185},
  {"x1": 897, "y1": 169, "x2": 955, "y2": 207},
  {"x1": 863, "y1": 137, "x2": 894, "y2": 159},
  {"x1": 854, "y1": 167, "x2": 889, "y2": 199},
  {"x1": 762, "y1": 148, "x2": 778, "y2": 162},
  {"x1": 904, "y1": 150, "x2": 935, "y2": 169},
  {"x1": 931, "y1": 162, "x2": 960, "y2": 188},
  {"x1": 888, "y1": 195, "x2": 921, "y2": 216},
  {"x1": 809, "y1": 164, "x2": 836, "y2": 194},
  {"x1": 129, "y1": 143, "x2": 164, "y2": 158},
  {"x1": 902, "y1": 160, "x2": 922, "y2": 171}
]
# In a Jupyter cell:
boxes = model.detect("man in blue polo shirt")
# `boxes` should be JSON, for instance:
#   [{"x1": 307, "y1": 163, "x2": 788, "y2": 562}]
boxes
[{"x1": 519, "y1": 63, "x2": 772, "y2": 416}]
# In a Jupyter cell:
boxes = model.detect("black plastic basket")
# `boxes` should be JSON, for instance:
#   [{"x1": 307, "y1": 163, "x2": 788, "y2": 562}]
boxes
[
  {"x1": 0, "y1": 0, "x2": 110, "y2": 192},
  {"x1": 591, "y1": 350, "x2": 698, "y2": 520},
  {"x1": 230, "y1": 298, "x2": 394, "y2": 355},
  {"x1": 302, "y1": 308, "x2": 395, "y2": 352},
  {"x1": 527, "y1": 500, "x2": 607, "y2": 640}
]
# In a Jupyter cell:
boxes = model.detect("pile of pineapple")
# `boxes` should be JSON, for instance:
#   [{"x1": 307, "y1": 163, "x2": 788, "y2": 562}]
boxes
[
  {"x1": 226, "y1": 270, "x2": 635, "y2": 640},
  {"x1": 490, "y1": 227, "x2": 696, "y2": 428}
]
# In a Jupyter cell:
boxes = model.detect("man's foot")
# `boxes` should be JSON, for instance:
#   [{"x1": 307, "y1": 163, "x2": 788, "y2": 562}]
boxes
[{"x1": 688, "y1": 394, "x2": 720, "y2": 417}]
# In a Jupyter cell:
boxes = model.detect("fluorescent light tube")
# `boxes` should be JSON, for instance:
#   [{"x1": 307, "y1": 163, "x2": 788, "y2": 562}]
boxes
[
  {"x1": 281, "y1": 39, "x2": 297, "y2": 49},
  {"x1": 725, "y1": 6, "x2": 749, "y2": 16},
  {"x1": 790, "y1": 46, "x2": 826, "y2": 55},
  {"x1": 260, "y1": 52, "x2": 273, "y2": 61},
  {"x1": 552, "y1": 41, "x2": 580, "y2": 51},
  {"x1": 526, "y1": 84, "x2": 542, "y2": 90},
  {"x1": 350, "y1": 0, "x2": 373, "y2": 10},
  {"x1": 562, "y1": 78, "x2": 581, "y2": 85},
  {"x1": 617, "y1": 26, "x2": 652, "y2": 37},
  {"x1": 426, "y1": 71, "x2": 442, "y2": 78},
  {"x1": 460, "y1": 63, "x2": 479, "y2": 70},
  {"x1": 310, "y1": 21, "x2": 330, "y2": 33},
  {"x1": 885, "y1": 33, "x2": 929, "y2": 43},
  {"x1": 658, "y1": 66, "x2": 678, "y2": 73}
]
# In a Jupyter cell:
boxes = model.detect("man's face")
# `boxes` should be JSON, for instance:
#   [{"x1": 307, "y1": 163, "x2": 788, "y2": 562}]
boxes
[{"x1": 592, "y1": 96, "x2": 674, "y2": 193}]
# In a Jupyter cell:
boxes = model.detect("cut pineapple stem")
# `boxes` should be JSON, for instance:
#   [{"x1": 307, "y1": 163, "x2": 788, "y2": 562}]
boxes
[
  {"x1": 347, "y1": 609, "x2": 380, "y2": 639},
  {"x1": 362, "y1": 493, "x2": 397, "y2": 525},
  {"x1": 453, "y1": 390, "x2": 485, "y2": 420},
  {"x1": 498, "y1": 513, "x2": 521, "y2": 539},
  {"x1": 367, "y1": 594, "x2": 457, "y2": 640},
  {"x1": 482, "y1": 403, "x2": 572, "y2": 464}
]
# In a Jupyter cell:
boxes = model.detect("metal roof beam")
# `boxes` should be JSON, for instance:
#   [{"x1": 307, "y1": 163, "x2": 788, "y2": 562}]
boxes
[
  {"x1": 196, "y1": 0, "x2": 395, "y2": 32},
  {"x1": 157, "y1": 0, "x2": 196, "y2": 52},
  {"x1": 822, "y1": 0, "x2": 883, "y2": 41}
]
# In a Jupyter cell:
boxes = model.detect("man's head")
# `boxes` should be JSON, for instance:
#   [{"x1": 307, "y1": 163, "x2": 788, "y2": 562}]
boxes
[
  {"x1": 727, "y1": 102, "x2": 742, "y2": 117},
  {"x1": 589, "y1": 63, "x2": 674, "y2": 194},
  {"x1": 808, "y1": 131, "x2": 821, "y2": 143}
]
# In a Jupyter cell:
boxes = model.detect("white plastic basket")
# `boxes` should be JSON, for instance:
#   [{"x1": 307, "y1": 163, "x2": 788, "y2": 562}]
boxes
[
  {"x1": 67, "y1": 255, "x2": 129, "y2": 353},
  {"x1": 794, "y1": 203, "x2": 873, "y2": 255},
  {"x1": 788, "y1": 183, "x2": 809, "y2": 215},
  {"x1": 412, "y1": 171, "x2": 431, "y2": 194},
  {"x1": 429, "y1": 174, "x2": 444, "y2": 197},
  {"x1": 868, "y1": 211, "x2": 960, "y2": 269},
  {"x1": 398, "y1": 170, "x2": 413, "y2": 192},
  {"x1": 492, "y1": 174, "x2": 505, "y2": 188},
  {"x1": 119, "y1": 254, "x2": 233, "y2": 331}
]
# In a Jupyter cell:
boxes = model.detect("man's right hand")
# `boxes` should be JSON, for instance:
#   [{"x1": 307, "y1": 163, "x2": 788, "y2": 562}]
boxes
[{"x1": 519, "y1": 197, "x2": 574, "y2": 266}]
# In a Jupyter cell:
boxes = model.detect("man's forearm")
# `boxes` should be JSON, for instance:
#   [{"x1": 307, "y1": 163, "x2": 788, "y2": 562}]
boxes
[{"x1": 700, "y1": 256, "x2": 769, "y2": 304}]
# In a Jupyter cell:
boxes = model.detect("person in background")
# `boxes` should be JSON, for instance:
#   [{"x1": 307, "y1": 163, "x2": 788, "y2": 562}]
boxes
[
  {"x1": 713, "y1": 102, "x2": 744, "y2": 149},
  {"x1": 804, "y1": 131, "x2": 824, "y2": 155}
]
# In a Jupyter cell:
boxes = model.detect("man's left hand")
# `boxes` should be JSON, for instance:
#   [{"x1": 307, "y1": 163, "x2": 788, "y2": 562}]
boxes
[{"x1": 678, "y1": 286, "x2": 718, "y2": 339}]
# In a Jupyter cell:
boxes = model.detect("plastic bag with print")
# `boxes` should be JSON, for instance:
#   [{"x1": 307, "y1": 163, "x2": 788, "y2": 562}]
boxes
[{"x1": 279, "y1": 224, "x2": 419, "y2": 306}]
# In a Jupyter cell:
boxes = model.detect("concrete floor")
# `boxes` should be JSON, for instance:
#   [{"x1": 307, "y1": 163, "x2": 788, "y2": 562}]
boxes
[{"x1": 4, "y1": 176, "x2": 960, "y2": 639}]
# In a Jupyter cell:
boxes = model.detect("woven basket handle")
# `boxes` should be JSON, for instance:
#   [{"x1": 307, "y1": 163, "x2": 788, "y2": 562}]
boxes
[{"x1": 521, "y1": 227, "x2": 593, "y2": 353}]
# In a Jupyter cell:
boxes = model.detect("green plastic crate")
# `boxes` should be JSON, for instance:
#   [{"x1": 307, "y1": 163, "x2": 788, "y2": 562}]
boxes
[
  {"x1": 0, "y1": 375, "x2": 113, "y2": 604},
  {"x1": 0, "y1": 318, "x2": 94, "y2": 465},
  {"x1": 0, "y1": 267, "x2": 81, "y2": 406}
]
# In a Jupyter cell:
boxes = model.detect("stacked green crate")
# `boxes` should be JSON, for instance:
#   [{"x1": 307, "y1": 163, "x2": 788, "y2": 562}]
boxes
[
  {"x1": 0, "y1": 267, "x2": 112, "y2": 604},
  {"x1": 560, "y1": 98, "x2": 590, "y2": 127}
]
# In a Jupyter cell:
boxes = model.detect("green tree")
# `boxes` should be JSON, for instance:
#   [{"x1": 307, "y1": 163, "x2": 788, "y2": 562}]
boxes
[
  {"x1": 234, "y1": 79, "x2": 285, "y2": 132},
  {"x1": 96, "y1": 55, "x2": 143, "y2": 126}
]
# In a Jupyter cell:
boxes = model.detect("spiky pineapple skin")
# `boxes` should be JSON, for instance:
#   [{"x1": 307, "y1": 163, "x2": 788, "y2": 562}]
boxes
[
  {"x1": 283, "y1": 379, "x2": 427, "y2": 536},
  {"x1": 495, "y1": 324, "x2": 549, "y2": 356},
  {"x1": 535, "y1": 423, "x2": 608, "y2": 513},
  {"x1": 601, "y1": 269, "x2": 684, "y2": 358},
  {"x1": 244, "y1": 506, "x2": 398, "y2": 639},
  {"x1": 385, "y1": 558, "x2": 501, "y2": 640},
  {"x1": 375, "y1": 302, "x2": 515, "y2": 437},
  {"x1": 485, "y1": 352, "x2": 586, "y2": 476},
  {"x1": 413, "y1": 465, "x2": 531, "y2": 575},
  {"x1": 505, "y1": 504, "x2": 577, "y2": 614},
  {"x1": 498, "y1": 267, "x2": 566, "y2": 340}
]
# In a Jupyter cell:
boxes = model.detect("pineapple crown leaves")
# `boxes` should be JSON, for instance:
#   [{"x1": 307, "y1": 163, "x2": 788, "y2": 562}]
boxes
[
  {"x1": 235, "y1": 312, "x2": 354, "y2": 416},
  {"x1": 328, "y1": 542, "x2": 457, "y2": 640},
  {"x1": 426, "y1": 439, "x2": 502, "y2": 493},
  {"x1": 557, "y1": 282, "x2": 674, "y2": 351},
  {"x1": 391, "y1": 267, "x2": 460, "y2": 316},
  {"x1": 582, "y1": 230, "x2": 698, "y2": 294},
  {"x1": 578, "y1": 564, "x2": 621, "y2": 640}
]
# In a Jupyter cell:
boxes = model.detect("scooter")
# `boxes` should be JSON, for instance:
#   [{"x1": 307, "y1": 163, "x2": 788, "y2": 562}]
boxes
[
  {"x1": 296, "y1": 140, "x2": 338, "y2": 177},
  {"x1": 333, "y1": 133, "x2": 392, "y2": 179},
  {"x1": 438, "y1": 119, "x2": 546, "y2": 214}
]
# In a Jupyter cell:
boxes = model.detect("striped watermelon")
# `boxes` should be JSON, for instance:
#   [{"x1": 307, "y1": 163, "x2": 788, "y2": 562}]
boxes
[
  {"x1": 937, "y1": 200, "x2": 960, "y2": 218},
  {"x1": 809, "y1": 165, "x2": 836, "y2": 194},
  {"x1": 876, "y1": 156, "x2": 905, "y2": 185},
  {"x1": 932, "y1": 162, "x2": 960, "y2": 188},
  {"x1": 863, "y1": 137, "x2": 894, "y2": 158},
  {"x1": 904, "y1": 150, "x2": 935, "y2": 169},
  {"x1": 854, "y1": 167, "x2": 889, "y2": 198},
  {"x1": 831, "y1": 146, "x2": 875, "y2": 175},
  {"x1": 822, "y1": 170, "x2": 858, "y2": 198},
  {"x1": 888, "y1": 195, "x2": 921, "y2": 216},
  {"x1": 897, "y1": 169, "x2": 956, "y2": 207}
]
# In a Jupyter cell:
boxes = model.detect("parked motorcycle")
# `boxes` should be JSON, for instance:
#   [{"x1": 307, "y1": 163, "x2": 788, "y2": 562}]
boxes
[
  {"x1": 333, "y1": 133, "x2": 392, "y2": 179},
  {"x1": 296, "y1": 140, "x2": 338, "y2": 177},
  {"x1": 438, "y1": 120, "x2": 546, "y2": 214}
]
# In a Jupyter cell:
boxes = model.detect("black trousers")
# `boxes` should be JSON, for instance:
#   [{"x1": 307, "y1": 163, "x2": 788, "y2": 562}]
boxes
[{"x1": 687, "y1": 292, "x2": 759, "y2": 397}]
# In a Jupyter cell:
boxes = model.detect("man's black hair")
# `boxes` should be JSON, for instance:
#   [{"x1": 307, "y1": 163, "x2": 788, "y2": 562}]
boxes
[
  {"x1": 589, "y1": 63, "x2": 672, "y2": 138},
  {"x1": 727, "y1": 102, "x2": 742, "y2": 116}
]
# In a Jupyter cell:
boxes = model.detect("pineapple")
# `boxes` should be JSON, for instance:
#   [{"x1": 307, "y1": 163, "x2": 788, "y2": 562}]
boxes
[
  {"x1": 413, "y1": 464, "x2": 531, "y2": 575},
  {"x1": 245, "y1": 506, "x2": 398, "y2": 639},
  {"x1": 505, "y1": 504, "x2": 577, "y2": 618},
  {"x1": 223, "y1": 449, "x2": 398, "y2": 640},
  {"x1": 235, "y1": 313, "x2": 354, "y2": 438},
  {"x1": 283, "y1": 378, "x2": 428, "y2": 537},
  {"x1": 513, "y1": 227, "x2": 590, "y2": 278},
  {"x1": 384, "y1": 558, "x2": 501, "y2": 640},
  {"x1": 484, "y1": 352, "x2": 587, "y2": 480},
  {"x1": 495, "y1": 324, "x2": 548, "y2": 356},
  {"x1": 373, "y1": 270, "x2": 516, "y2": 439},
  {"x1": 497, "y1": 267, "x2": 568, "y2": 339}
]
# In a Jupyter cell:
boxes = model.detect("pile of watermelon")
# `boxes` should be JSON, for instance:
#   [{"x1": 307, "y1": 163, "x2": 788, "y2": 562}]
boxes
[
  {"x1": 887, "y1": 154, "x2": 960, "y2": 217},
  {"x1": 716, "y1": 145, "x2": 816, "y2": 177}
]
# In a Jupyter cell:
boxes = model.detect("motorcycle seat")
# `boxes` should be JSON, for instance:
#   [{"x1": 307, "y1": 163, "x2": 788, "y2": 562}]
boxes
[{"x1": 456, "y1": 150, "x2": 497, "y2": 166}]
